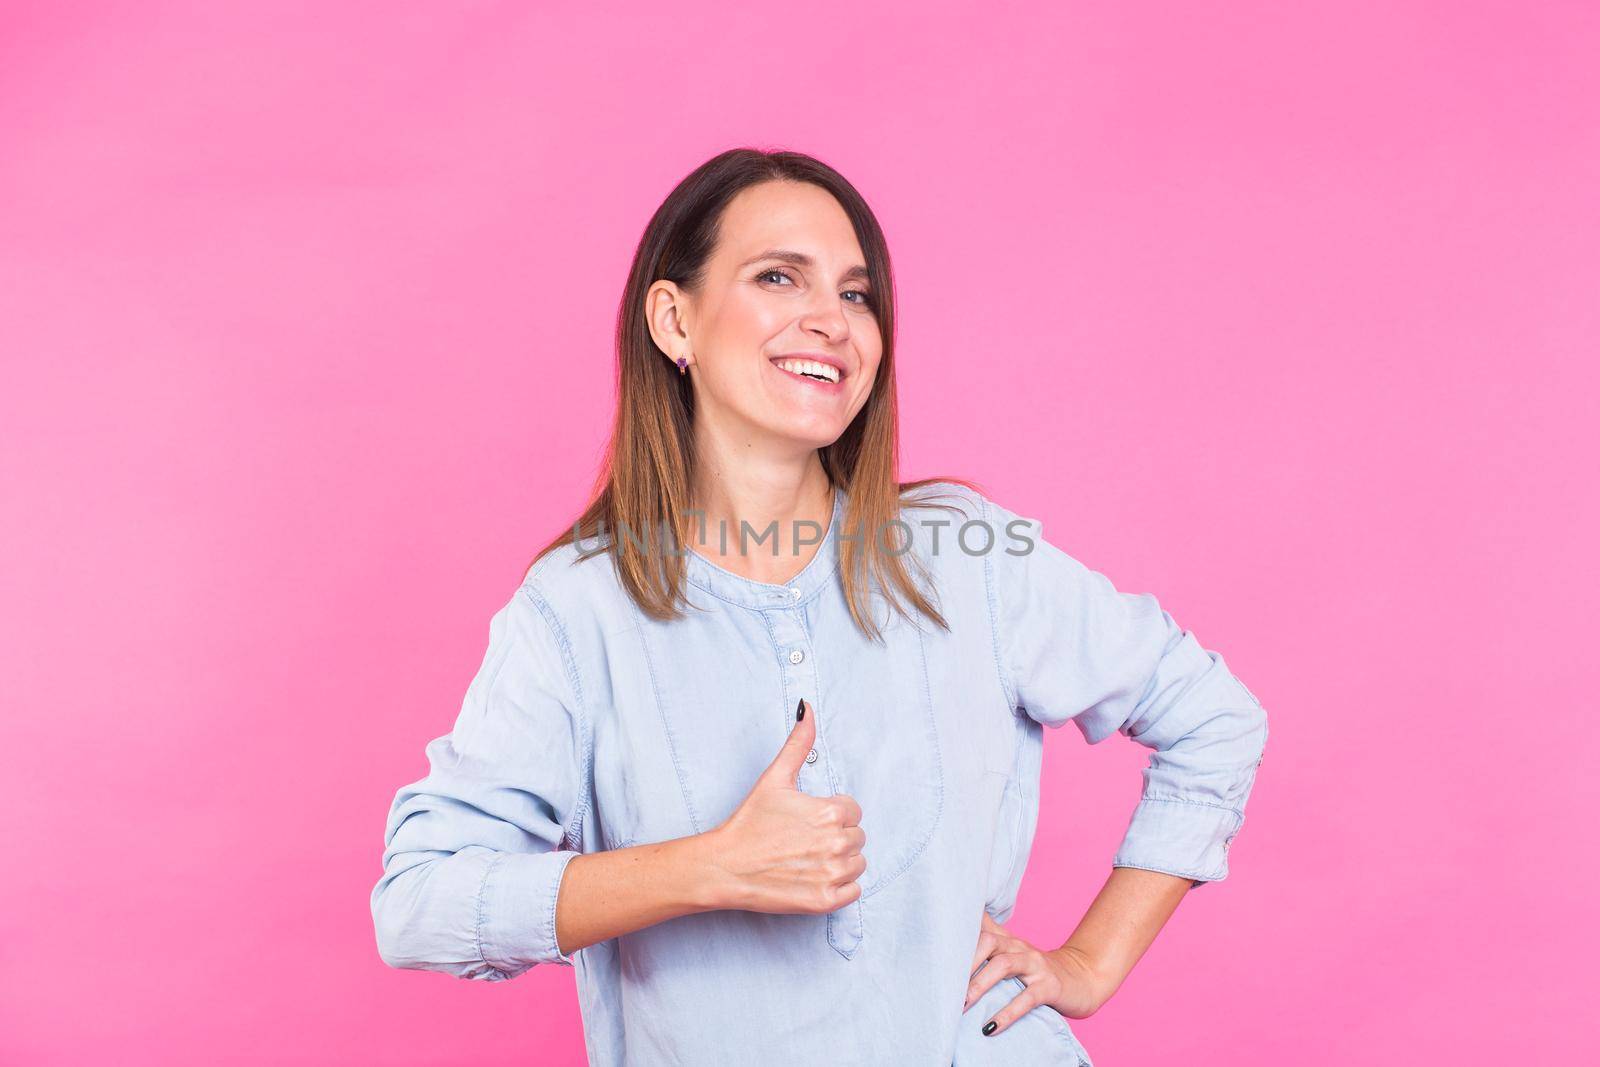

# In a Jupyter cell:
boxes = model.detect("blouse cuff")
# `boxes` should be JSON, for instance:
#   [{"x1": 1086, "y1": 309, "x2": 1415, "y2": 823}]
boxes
[
  {"x1": 477, "y1": 849, "x2": 582, "y2": 971},
  {"x1": 1111, "y1": 796, "x2": 1244, "y2": 887}
]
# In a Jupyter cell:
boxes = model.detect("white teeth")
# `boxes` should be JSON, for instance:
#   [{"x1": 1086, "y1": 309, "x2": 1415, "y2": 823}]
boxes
[{"x1": 773, "y1": 358, "x2": 841, "y2": 384}]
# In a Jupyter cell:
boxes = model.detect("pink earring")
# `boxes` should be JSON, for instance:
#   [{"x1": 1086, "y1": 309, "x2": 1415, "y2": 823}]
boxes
[{"x1": 676, "y1": 357, "x2": 688, "y2": 376}]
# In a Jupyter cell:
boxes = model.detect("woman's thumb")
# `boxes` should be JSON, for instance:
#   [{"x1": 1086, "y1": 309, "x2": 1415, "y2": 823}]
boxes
[{"x1": 758, "y1": 698, "x2": 817, "y2": 789}]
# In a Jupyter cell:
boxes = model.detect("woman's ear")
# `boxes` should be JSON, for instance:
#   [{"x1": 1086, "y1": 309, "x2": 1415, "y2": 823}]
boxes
[{"x1": 645, "y1": 280, "x2": 693, "y2": 372}]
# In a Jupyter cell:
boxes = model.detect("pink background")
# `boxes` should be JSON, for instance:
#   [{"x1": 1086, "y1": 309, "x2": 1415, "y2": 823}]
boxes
[{"x1": 3, "y1": 2, "x2": 1595, "y2": 1063}]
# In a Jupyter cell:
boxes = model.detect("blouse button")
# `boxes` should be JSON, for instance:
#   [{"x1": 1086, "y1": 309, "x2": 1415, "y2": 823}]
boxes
[
  {"x1": 805, "y1": 748, "x2": 818, "y2": 764},
  {"x1": 789, "y1": 649, "x2": 805, "y2": 664},
  {"x1": 789, "y1": 587, "x2": 803, "y2": 600}
]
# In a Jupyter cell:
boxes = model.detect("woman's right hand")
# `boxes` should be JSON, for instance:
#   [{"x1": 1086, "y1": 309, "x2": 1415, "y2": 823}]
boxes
[{"x1": 701, "y1": 699, "x2": 867, "y2": 915}]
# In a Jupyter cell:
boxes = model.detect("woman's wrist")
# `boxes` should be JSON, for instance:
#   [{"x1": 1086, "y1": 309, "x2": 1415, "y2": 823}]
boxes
[
  {"x1": 680, "y1": 826, "x2": 745, "y2": 912},
  {"x1": 1045, "y1": 866, "x2": 1193, "y2": 1013},
  {"x1": 1047, "y1": 942, "x2": 1121, "y2": 1013}
]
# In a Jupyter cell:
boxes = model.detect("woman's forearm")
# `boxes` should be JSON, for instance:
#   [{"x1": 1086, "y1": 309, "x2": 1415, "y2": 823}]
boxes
[
  {"x1": 553, "y1": 831, "x2": 732, "y2": 956},
  {"x1": 1052, "y1": 866, "x2": 1193, "y2": 1004}
]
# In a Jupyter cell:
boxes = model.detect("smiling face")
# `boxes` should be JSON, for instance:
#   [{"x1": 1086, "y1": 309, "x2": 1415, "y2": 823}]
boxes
[{"x1": 650, "y1": 180, "x2": 885, "y2": 454}]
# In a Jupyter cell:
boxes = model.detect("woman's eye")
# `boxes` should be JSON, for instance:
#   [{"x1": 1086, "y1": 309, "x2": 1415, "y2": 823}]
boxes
[{"x1": 757, "y1": 270, "x2": 872, "y2": 310}]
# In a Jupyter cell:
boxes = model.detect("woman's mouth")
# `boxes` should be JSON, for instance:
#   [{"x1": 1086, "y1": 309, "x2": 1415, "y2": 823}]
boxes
[{"x1": 771, "y1": 357, "x2": 843, "y2": 385}]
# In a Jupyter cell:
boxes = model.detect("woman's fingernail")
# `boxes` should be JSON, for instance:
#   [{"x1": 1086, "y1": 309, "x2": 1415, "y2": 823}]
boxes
[
  {"x1": 982, "y1": 1020, "x2": 997, "y2": 1036},
  {"x1": 796, "y1": 698, "x2": 806, "y2": 721}
]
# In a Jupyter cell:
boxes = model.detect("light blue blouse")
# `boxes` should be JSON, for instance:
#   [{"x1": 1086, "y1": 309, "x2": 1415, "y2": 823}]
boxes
[{"x1": 371, "y1": 481, "x2": 1268, "y2": 1065}]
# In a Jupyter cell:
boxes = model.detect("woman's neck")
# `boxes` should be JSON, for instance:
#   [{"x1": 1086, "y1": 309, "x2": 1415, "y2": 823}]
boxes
[{"x1": 687, "y1": 457, "x2": 835, "y2": 586}]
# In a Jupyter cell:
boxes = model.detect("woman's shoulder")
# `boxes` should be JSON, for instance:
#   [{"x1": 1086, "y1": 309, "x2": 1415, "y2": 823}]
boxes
[
  {"x1": 899, "y1": 478, "x2": 1043, "y2": 537},
  {"x1": 897, "y1": 478, "x2": 1032, "y2": 547},
  {"x1": 889, "y1": 478, "x2": 1018, "y2": 590},
  {"x1": 897, "y1": 477, "x2": 989, "y2": 520},
  {"x1": 516, "y1": 534, "x2": 629, "y2": 631},
  {"x1": 890, "y1": 478, "x2": 1051, "y2": 609}
]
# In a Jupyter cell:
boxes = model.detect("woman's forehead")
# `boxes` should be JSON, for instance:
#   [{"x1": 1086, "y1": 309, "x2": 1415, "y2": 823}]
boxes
[{"x1": 715, "y1": 187, "x2": 866, "y2": 274}]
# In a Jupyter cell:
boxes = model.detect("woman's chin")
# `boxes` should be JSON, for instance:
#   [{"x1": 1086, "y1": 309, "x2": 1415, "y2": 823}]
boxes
[{"x1": 765, "y1": 417, "x2": 848, "y2": 451}]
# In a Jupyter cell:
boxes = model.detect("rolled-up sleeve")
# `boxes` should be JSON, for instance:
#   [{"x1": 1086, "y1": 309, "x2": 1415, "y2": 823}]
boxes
[
  {"x1": 370, "y1": 579, "x2": 590, "y2": 980},
  {"x1": 983, "y1": 495, "x2": 1268, "y2": 887}
]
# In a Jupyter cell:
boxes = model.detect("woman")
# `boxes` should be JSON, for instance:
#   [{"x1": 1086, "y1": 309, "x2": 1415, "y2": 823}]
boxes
[{"x1": 370, "y1": 148, "x2": 1269, "y2": 1065}]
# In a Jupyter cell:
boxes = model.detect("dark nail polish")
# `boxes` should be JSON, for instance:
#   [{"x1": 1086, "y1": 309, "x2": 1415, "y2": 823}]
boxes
[
  {"x1": 982, "y1": 1021, "x2": 997, "y2": 1036},
  {"x1": 796, "y1": 698, "x2": 806, "y2": 721}
]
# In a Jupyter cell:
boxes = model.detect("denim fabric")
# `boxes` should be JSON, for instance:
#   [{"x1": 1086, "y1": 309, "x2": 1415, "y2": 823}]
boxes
[{"x1": 371, "y1": 481, "x2": 1268, "y2": 1065}]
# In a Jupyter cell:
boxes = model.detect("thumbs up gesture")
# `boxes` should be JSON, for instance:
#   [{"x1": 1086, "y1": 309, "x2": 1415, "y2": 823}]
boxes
[{"x1": 702, "y1": 699, "x2": 867, "y2": 915}]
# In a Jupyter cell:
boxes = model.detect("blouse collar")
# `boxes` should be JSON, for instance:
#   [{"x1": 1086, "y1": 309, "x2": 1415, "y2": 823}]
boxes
[{"x1": 682, "y1": 486, "x2": 846, "y2": 610}]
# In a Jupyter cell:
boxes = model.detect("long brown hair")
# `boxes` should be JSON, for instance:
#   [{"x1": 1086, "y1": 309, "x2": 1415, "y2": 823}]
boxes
[{"x1": 527, "y1": 147, "x2": 982, "y2": 641}]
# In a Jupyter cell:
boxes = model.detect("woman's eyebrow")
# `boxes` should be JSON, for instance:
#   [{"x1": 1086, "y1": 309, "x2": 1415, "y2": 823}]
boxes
[{"x1": 740, "y1": 248, "x2": 871, "y2": 284}]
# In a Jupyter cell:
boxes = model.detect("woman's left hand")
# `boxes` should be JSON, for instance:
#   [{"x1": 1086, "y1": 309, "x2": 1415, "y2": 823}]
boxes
[{"x1": 963, "y1": 911, "x2": 1109, "y2": 1033}]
